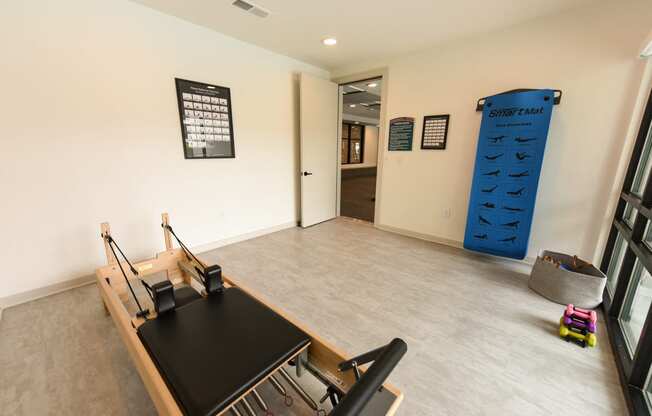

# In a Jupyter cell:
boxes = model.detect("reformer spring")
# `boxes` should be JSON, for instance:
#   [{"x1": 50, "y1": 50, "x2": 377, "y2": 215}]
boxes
[
  {"x1": 269, "y1": 375, "x2": 293, "y2": 407},
  {"x1": 279, "y1": 368, "x2": 326, "y2": 415},
  {"x1": 251, "y1": 388, "x2": 274, "y2": 416}
]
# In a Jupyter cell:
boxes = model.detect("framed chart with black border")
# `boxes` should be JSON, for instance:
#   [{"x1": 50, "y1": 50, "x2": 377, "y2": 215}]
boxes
[
  {"x1": 388, "y1": 117, "x2": 415, "y2": 151},
  {"x1": 175, "y1": 78, "x2": 235, "y2": 159},
  {"x1": 421, "y1": 114, "x2": 449, "y2": 150}
]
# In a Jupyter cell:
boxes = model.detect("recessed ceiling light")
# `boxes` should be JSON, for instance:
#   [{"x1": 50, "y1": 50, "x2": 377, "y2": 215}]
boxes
[
  {"x1": 367, "y1": 82, "x2": 378, "y2": 88},
  {"x1": 322, "y1": 37, "x2": 337, "y2": 46},
  {"x1": 349, "y1": 104, "x2": 356, "y2": 108}
]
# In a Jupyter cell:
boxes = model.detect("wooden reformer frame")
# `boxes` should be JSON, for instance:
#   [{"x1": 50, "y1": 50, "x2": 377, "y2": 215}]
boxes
[{"x1": 96, "y1": 213, "x2": 403, "y2": 416}]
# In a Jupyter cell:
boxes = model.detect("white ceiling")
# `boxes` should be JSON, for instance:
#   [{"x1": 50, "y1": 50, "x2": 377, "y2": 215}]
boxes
[
  {"x1": 342, "y1": 78, "x2": 382, "y2": 122},
  {"x1": 132, "y1": 0, "x2": 593, "y2": 70}
]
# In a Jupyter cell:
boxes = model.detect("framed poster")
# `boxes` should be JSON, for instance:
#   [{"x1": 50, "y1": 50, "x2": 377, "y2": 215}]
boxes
[
  {"x1": 388, "y1": 117, "x2": 414, "y2": 151},
  {"x1": 175, "y1": 78, "x2": 235, "y2": 159},
  {"x1": 421, "y1": 114, "x2": 449, "y2": 150}
]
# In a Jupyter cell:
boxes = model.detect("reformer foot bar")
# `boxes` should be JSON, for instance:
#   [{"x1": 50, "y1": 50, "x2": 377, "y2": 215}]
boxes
[{"x1": 96, "y1": 213, "x2": 406, "y2": 416}]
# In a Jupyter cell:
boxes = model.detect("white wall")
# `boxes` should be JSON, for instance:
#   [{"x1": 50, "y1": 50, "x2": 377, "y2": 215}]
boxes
[
  {"x1": 333, "y1": 1, "x2": 652, "y2": 262},
  {"x1": 595, "y1": 59, "x2": 652, "y2": 263},
  {"x1": 642, "y1": 29, "x2": 652, "y2": 57},
  {"x1": 342, "y1": 126, "x2": 379, "y2": 170},
  {"x1": 0, "y1": 0, "x2": 328, "y2": 299}
]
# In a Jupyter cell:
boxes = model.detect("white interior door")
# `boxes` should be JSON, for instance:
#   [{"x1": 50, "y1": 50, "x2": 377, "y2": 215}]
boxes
[{"x1": 300, "y1": 73, "x2": 338, "y2": 227}]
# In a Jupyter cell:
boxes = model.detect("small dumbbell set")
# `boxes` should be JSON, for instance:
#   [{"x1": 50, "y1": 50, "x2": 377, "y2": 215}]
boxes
[{"x1": 559, "y1": 304, "x2": 597, "y2": 348}]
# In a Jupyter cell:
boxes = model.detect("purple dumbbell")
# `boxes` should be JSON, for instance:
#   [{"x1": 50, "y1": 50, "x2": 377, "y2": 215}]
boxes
[{"x1": 563, "y1": 315, "x2": 596, "y2": 333}]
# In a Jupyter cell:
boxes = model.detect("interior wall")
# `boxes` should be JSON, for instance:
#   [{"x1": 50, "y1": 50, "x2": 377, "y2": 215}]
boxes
[
  {"x1": 595, "y1": 59, "x2": 652, "y2": 264},
  {"x1": 642, "y1": 29, "x2": 652, "y2": 57},
  {"x1": 333, "y1": 1, "x2": 652, "y2": 262},
  {"x1": 342, "y1": 126, "x2": 379, "y2": 170},
  {"x1": 0, "y1": 0, "x2": 328, "y2": 299}
]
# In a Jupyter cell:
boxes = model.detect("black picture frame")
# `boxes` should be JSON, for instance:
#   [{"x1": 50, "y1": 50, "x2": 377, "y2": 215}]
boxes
[
  {"x1": 388, "y1": 117, "x2": 414, "y2": 151},
  {"x1": 175, "y1": 78, "x2": 235, "y2": 159},
  {"x1": 421, "y1": 114, "x2": 450, "y2": 150}
]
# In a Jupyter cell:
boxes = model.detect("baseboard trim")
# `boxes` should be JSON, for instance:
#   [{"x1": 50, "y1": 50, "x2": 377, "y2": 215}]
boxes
[
  {"x1": 193, "y1": 221, "x2": 297, "y2": 253},
  {"x1": 375, "y1": 223, "x2": 464, "y2": 249},
  {"x1": 0, "y1": 221, "x2": 298, "y2": 310},
  {"x1": 375, "y1": 223, "x2": 535, "y2": 273},
  {"x1": 0, "y1": 274, "x2": 96, "y2": 310}
]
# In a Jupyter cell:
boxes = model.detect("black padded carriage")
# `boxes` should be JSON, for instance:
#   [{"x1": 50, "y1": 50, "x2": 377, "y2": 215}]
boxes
[{"x1": 137, "y1": 287, "x2": 310, "y2": 416}]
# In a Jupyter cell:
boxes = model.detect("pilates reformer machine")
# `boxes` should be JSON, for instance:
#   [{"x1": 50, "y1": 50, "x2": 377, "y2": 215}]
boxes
[{"x1": 96, "y1": 213, "x2": 406, "y2": 416}]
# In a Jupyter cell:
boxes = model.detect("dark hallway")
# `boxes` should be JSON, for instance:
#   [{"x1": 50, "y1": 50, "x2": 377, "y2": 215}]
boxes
[
  {"x1": 339, "y1": 78, "x2": 381, "y2": 223},
  {"x1": 340, "y1": 167, "x2": 376, "y2": 222}
]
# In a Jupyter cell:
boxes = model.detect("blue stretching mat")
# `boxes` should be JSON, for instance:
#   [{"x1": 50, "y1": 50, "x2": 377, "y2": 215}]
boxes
[{"x1": 463, "y1": 89, "x2": 555, "y2": 259}]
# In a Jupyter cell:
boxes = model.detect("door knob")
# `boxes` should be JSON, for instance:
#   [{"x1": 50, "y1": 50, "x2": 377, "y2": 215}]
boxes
[{"x1": 302, "y1": 171, "x2": 313, "y2": 176}]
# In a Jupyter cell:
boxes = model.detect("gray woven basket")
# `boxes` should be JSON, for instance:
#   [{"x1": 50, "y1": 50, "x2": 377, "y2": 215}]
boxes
[{"x1": 528, "y1": 250, "x2": 606, "y2": 309}]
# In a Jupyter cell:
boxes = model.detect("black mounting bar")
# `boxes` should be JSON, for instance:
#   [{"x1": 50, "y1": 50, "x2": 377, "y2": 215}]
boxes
[
  {"x1": 330, "y1": 338, "x2": 407, "y2": 416},
  {"x1": 476, "y1": 89, "x2": 562, "y2": 112}
]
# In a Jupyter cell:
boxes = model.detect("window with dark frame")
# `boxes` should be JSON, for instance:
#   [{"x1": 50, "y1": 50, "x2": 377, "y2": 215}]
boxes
[
  {"x1": 341, "y1": 122, "x2": 365, "y2": 165},
  {"x1": 601, "y1": 86, "x2": 652, "y2": 416}
]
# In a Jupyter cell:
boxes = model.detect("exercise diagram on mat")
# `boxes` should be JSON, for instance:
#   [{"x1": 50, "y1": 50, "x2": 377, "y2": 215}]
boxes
[{"x1": 464, "y1": 89, "x2": 557, "y2": 260}]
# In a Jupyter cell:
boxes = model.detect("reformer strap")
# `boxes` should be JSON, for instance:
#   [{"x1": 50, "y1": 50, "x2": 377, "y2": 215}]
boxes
[
  {"x1": 141, "y1": 280, "x2": 154, "y2": 299},
  {"x1": 162, "y1": 224, "x2": 203, "y2": 267},
  {"x1": 162, "y1": 223, "x2": 223, "y2": 294},
  {"x1": 102, "y1": 234, "x2": 150, "y2": 319}
]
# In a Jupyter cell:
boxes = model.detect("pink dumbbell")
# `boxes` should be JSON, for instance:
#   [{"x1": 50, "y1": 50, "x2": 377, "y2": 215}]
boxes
[{"x1": 565, "y1": 304, "x2": 597, "y2": 324}]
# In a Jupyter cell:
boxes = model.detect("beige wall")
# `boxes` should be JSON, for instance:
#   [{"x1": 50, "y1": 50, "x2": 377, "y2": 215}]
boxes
[
  {"x1": 342, "y1": 126, "x2": 379, "y2": 170},
  {"x1": 333, "y1": 1, "x2": 652, "y2": 262},
  {"x1": 595, "y1": 59, "x2": 652, "y2": 263},
  {"x1": 0, "y1": 0, "x2": 328, "y2": 299},
  {"x1": 642, "y1": 29, "x2": 652, "y2": 57}
]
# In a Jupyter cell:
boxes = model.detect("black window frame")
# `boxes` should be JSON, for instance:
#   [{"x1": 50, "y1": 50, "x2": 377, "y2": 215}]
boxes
[
  {"x1": 601, "y1": 86, "x2": 652, "y2": 416},
  {"x1": 341, "y1": 122, "x2": 365, "y2": 165}
]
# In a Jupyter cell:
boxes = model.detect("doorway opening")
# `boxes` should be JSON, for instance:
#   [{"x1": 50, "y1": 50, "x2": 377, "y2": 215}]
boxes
[{"x1": 338, "y1": 77, "x2": 382, "y2": 223}]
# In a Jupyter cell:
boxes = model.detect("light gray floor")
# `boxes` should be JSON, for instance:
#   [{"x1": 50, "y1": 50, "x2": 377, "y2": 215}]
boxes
[{"x1": 1, "y1": 218, "x2": 626, "y2": 415}]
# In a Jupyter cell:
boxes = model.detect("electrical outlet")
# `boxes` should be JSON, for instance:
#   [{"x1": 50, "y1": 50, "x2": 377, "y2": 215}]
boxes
[{"x1": 443, "y1": 208, "x2": 451, "y2": 218}]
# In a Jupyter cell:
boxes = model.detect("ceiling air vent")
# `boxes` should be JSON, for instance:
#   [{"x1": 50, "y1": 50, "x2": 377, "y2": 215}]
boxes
[{"x1": 232, "y1": 0, "x2": 270, "y2": 18}]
